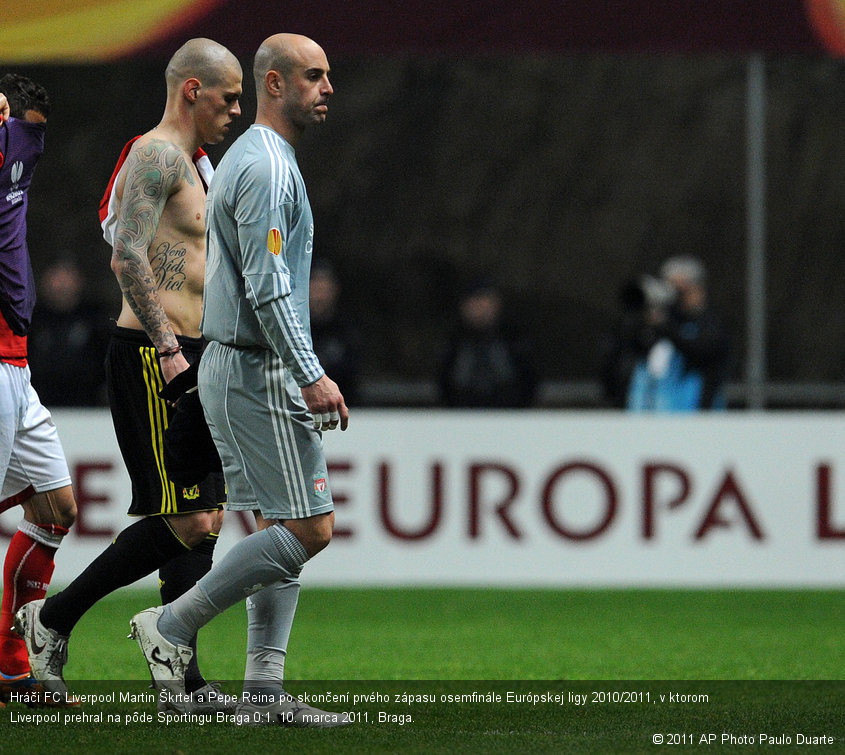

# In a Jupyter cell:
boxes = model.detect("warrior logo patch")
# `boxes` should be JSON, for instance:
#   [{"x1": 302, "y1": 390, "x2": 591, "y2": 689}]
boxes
[{"x1": 267, "y1": 227, "x2": 282, "y2": 256}]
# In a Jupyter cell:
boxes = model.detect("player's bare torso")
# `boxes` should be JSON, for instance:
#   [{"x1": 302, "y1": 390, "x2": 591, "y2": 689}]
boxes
[{"x1": 113, "y1": 135, "x2": 207, "y2": 338}]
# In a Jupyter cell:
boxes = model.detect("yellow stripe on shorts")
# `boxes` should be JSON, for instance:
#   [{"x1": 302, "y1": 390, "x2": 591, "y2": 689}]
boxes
[{"x1": 140, "y1": 346, "x2": 177, "y2": 514}]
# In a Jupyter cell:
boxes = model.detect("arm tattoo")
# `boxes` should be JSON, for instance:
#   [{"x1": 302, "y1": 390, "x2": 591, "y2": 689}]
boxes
[{"x1": 111, "y1": 139, "x2": 196, "y2": 351}]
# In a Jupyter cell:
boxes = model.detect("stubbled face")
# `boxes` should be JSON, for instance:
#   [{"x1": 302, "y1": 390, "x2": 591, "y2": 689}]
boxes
[
  {"x1": 197, "y1": 63, "x2": 243, "y2": 145},
  {"x1": 282, "y1": 43, "x2": 333, "y2": 130}
]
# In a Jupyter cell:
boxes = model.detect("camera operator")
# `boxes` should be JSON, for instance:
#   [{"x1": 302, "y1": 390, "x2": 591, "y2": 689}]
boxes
[{"x1": 601, "y1": 256, "x2": 731, "y2": 411}]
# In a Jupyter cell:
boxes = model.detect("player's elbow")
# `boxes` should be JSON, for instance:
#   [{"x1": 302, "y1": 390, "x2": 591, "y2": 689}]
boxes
[{"x1": 109, "y1": 249, "x2": 127, "y2": 280}]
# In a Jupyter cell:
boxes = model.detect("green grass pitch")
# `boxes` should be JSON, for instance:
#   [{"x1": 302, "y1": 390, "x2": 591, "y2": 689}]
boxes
[{"x1": 2, "y1": 588, "x2": 843, "y2": 753}]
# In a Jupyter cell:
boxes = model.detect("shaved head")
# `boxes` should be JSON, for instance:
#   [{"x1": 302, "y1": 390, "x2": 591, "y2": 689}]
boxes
[
  {"x1": 253, "y1": 33, "x2": 325, "y2": 91},
  {"x1": 251, "y1": 33, "x2": 332, "y2": 143},
  {"x1": 166, "y1": 38, "x2": 240, "y2": 90}
]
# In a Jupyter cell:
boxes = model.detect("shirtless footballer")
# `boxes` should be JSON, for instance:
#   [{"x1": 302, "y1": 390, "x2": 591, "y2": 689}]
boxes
[{"x1": 16, "y1": 39, "x2": 243, "y2": 710}]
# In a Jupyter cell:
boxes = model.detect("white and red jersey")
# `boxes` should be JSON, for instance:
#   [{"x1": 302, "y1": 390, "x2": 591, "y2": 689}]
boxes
[{"x1": 98, "y1": 136, "x2": 215, "y2": 246}]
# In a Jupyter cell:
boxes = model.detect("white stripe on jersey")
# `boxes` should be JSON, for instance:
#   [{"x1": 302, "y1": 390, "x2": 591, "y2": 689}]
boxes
[
  {"x1": 272, "y1": 296, "x2": 321, "y2": 380},
  {"x1": 257, "y1": 126, "x2": 292, "y2": 210}
]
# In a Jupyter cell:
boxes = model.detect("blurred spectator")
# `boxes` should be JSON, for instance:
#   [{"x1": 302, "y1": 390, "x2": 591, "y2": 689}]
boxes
[
  {"x1": 601, "y1": 256, "x2": 731, "y2": 411},
  {"x1": 309, "y1": 260, "x2": 362, "y2": 406},
  {"x1": 438, "y1": 278, "x2": 537, "y2": 408},
  {"x1": 27, "y1": 259, "x2": 109, "y2": 406},
  {"x1": 599, "y1": 277, "x2": 655, "y2": 408}
]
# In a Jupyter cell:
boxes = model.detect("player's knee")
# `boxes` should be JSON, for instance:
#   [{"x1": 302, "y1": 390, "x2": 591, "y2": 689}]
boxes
[
  {"x1": 167, "y1": 511, "x2": 216, "y2": 548},
  {"x1": 23, "y1": 486, "x2": 76, "y2": 528},
  {"x1": 181, "y1": 523, "x2": 212, "y2": 548},
  {"x1": 49, "y1": 487, "x2": 77, "y2": 528},
  {"x1": 297, "y1": 531, "x2": 331, "y2": 558},
  {"x1": 308, "y1": 526, "x2": 332, "y2": 555},
  {"x1": 286, "y1": 514, "x2": 333, "y2": 557},
  {"x1": 209, "y1": 507, "x2": 224, "y2": 536},
  {"x1": 57, "y1": 507, "x2": 76, "y2": 529}
]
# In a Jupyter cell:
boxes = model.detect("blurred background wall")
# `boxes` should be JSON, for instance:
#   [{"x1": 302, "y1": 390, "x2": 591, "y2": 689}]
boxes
[{"x1": 7, "y1": 0, "x2": 845, "y2": 407}]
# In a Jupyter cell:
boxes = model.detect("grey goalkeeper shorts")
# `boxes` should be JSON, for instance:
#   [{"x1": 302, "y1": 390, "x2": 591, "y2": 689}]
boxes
[{"x1": 198, "y1": 340, "x2": 334, "y2": 520}]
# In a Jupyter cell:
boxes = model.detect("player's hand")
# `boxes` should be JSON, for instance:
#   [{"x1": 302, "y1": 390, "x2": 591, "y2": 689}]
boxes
[
  {"x1": 301, "y1": 374, "x2": 349, "y2": 431},
  {"x1": 0, "y1": 94, "x2": 9, "y2": 124},
  {"x1": 160, "y1": 351, "x2": 191, "y2": 385}
]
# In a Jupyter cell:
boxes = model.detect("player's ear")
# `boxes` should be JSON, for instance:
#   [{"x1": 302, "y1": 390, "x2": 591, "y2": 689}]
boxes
[
  {"x1": 264, "y1": 70, "x2": 283, "y2": 98},
  {"x1": 183, "y1": 78, "x2": 201, "y2": 103}
]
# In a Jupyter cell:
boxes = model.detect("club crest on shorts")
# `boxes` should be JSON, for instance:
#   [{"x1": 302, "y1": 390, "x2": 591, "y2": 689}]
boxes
[
  {"x1": 313, "y1": 476, "x2": 328, "y2": 494},
  {"x1": 267, "y1": 227, "x2": 282, "y2": 256}
]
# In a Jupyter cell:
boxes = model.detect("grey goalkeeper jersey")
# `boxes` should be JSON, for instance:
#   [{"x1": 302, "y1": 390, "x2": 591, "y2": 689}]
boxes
[{"x1": 202, "y1": 124, "x2": 324, "y2": 387}]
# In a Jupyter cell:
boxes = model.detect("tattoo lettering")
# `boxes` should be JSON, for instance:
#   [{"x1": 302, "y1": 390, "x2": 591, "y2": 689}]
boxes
[
  {"x1": 150, "y1": 242, "x2": 187, "y2": 291},
  {"x1": 111, "y1": 139, "x2": 195, "y2": 349}
]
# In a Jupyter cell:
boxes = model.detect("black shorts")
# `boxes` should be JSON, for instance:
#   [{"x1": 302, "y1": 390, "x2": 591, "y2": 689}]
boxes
[{"x1": 105, "y1": 325, "x2": 225, "y2": 516}]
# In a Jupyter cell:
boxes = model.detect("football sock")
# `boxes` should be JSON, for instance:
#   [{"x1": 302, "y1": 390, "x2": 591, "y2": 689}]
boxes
[
  {"x1": 0, "y1": 521, "x2": 67, "y2": 676},
  {"x1": 158, "y1": 533, "x2": 218, "y2": 693},
  {"x1": 40, "y1": 516, "x2": 188, "y2": 637},
  {"x1": 243, "y1": 576, "x2": 300, "y2": 696},
  {"x1": 159, "y1": 524, "x2": 308, "y2": 647}
]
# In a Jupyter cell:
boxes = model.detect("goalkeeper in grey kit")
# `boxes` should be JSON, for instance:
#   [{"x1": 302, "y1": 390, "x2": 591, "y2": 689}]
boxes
[{"x1": 129, "y1": 33, "x2": 351, "y2": 727}]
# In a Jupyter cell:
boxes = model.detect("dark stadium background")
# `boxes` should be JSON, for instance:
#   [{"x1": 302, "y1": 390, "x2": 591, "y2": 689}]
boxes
[{"x1": 9, "y1": 0, "x2": 845, "y2": 407}]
